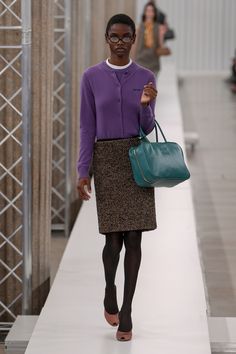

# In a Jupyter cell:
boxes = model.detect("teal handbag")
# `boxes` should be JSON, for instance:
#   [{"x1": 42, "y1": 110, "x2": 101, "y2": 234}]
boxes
[{"x1": 128, "y1": 120, "x2": 190, "y2": 187}]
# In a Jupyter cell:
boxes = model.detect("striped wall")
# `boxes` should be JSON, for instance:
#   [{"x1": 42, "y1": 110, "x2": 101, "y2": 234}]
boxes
[{"x1": 136, "y1": 0, "x2": 236, "y2": 73}]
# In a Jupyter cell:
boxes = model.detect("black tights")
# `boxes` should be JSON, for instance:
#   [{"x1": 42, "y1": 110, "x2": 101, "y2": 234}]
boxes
[{"x1": 102, "y1": 230, "x2": 142, "y2": 331}]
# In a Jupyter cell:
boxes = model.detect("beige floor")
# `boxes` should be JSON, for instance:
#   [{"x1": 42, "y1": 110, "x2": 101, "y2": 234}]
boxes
[{"x1": 179, "y1": 75, "x2": 236, "y2": 317}]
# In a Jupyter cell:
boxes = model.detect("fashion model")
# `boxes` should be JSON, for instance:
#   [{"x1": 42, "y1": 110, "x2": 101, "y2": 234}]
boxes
[
  {"x1": 77, "y1": 13, "x2": 158, "y2": 341},
  {"x1": 133, "y1": 1, "x2": 167, "y2": 75}
]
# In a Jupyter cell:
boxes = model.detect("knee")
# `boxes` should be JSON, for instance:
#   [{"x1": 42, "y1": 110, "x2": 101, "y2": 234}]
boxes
[
  {"x1": 124, "y1": 230, "x2": 142, "y2": 251},
  {"x1": 104, "y1": 233, "x2": 123, "y2": 256},
  {"x1": 110, "y1": 240, "x2": 123, "y2": 256}
]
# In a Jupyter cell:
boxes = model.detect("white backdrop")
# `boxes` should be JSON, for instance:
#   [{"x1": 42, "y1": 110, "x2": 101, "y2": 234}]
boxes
[{"x1": 136, "y1": 0, "x2": 236, "y2": 73}]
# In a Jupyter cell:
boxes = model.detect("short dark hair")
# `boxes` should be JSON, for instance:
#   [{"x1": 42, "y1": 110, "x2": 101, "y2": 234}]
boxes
[{"x1": 105, "y1": 14, "x2": 136, "y2": 36}]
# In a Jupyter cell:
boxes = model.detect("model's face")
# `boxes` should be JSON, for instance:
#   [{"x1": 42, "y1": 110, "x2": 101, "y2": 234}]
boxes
[
  {"x1": 145, "y1": 5, "x2": 155, "y2": 21},
  {"x1": 105, "y1": 23, "x2": 136, "y2": 57}
]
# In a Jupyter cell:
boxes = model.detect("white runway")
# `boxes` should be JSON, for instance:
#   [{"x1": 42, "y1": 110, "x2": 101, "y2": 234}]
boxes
[{"x1": 25, "y1": 62, "x2": 212, "y2": 354}]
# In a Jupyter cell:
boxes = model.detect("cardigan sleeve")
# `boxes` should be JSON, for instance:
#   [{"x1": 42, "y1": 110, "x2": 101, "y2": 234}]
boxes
[
  {"x1": 77, "y1": 71, "x2": 96, "y2": 178},
  {"x1": 139, "y1": 72, "x2": 157, "y2": 135}
]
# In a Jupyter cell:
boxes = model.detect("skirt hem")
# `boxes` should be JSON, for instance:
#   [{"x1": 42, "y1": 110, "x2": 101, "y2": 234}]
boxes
[{"x1": 98, "y1": 224, "x2": 158, "y2": 235}]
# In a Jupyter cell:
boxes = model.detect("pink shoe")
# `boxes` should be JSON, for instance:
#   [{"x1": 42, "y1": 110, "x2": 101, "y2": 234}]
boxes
[
  {"x1": 116, "y1": 329, "x2": 132, "y2": 341},
  {"x1": 103, "y1": 285, "x2": 119, "y2": 326},
  {"x1": 104, "y1": 309, "x2": 119, "y2": 326},
  {"x1": 116, "y1": 310, "x2": 133, "y2": 341}
]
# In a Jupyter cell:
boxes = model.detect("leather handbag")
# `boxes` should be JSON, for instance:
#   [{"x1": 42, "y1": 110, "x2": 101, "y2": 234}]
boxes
[
  {"x1": 164, "y1": 28, "x2": 175, "y2": 41},
  {"x1": 128, "y1": 120, "x2": 190, "y2": 188}
]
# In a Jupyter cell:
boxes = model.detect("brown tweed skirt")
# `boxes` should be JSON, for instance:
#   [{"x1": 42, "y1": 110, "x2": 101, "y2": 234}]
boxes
[{"x1": 92, "y1": 136, "x2": 157, "y2": 235}]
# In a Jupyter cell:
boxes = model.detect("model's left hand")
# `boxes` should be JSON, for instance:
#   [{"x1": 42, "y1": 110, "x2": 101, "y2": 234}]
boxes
[{"x1": 140, "y1": 81, "x2": 158, "y2": 106}]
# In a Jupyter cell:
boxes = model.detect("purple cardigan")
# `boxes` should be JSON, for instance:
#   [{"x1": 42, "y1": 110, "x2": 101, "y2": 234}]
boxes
[{"x1": 77, "y1": 60, "x2": 157, "y2": 178}]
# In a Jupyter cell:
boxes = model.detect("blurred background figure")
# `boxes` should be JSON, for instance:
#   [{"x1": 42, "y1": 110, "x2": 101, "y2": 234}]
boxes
[
  {"x1": 230, "y1": 49, "x2": 236, "y2": 93},
  {"x1": 132, "y1": 1, "x2": 172, "y2": 76}
]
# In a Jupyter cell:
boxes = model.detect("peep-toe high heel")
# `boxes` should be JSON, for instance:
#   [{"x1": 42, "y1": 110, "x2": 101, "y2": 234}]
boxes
[
  {"x1": 104, "y1": 309, "x2": 119, "y2": 327},
  {"x1": 116, "y1": 310, "x2": 132, "y2": 341},
  {"x1": 103, "y1": 285, "x2": 119, "y2": 327}
]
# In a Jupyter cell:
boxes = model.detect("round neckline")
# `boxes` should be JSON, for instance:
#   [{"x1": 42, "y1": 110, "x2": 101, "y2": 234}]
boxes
[{"x1": 105, "y1": 57, "x2": 132, "y2": 70}]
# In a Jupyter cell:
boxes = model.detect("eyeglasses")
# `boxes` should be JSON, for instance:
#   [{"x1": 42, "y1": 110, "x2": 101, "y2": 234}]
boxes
[{"x1": 107, "y1": 35, "x2": 133, "y2": 44}]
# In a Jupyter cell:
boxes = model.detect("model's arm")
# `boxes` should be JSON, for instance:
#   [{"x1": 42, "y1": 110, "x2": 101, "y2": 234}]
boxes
[
  {"x1": 77, "y1": 71, "x2": 96, "y2": 179},
  {"x1": 77, "y1": 72, "x2": 96, "y2": 201},
  {"x1": 139, "y1": 72, "x2": 157, "y2": 135}
]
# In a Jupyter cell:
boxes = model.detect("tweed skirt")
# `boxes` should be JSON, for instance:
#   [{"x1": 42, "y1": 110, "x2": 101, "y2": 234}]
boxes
[{"x1": 92, "y1": 136, "x2": 157, "y2": 235}]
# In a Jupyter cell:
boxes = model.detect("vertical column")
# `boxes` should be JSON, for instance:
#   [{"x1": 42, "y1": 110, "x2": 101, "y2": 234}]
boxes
[
  {"x1": 0, "y1": 0, "x2": 23, "y2": 326},
  {"x1": 30, "y1": 0, "x2": 54, "y2": 313},
  {"x1": 64, "y1": 0, "x2": 72, "y2": 236},
  {"x1": 21, "y1": 0, "x2": 32, "y2": 315},
  {"x1": 68, "y1": 0, "x2": 86, "y2": 227},
  {"x1": 52, "y1": 0, "x2": 71, "y2": 235}
]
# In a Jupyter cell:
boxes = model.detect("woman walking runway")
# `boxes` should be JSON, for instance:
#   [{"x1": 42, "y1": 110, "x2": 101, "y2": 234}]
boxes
[{"x1": 77, "y1": 13, "x2": 158, "y2": 341}]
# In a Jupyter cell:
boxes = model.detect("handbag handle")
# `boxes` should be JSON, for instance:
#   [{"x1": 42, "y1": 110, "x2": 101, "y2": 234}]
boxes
[{"x1": 139, "y1": 119, "x2": 167, "y2": 142}]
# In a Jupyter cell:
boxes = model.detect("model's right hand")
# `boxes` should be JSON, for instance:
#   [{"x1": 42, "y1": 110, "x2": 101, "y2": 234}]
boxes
[{"x1": 77, "y1": 177, "x2": 91, "y2": 200}]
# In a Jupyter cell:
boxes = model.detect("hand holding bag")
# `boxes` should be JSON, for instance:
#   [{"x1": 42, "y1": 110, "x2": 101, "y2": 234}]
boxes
[{"x1": 128, "y1": 120, "x2": 190, "y2": 188}]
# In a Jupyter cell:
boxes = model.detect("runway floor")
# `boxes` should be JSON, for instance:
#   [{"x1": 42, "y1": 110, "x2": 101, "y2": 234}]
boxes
[{"x1": 179, "y1": 74, "x2": 236, "y2": 316}]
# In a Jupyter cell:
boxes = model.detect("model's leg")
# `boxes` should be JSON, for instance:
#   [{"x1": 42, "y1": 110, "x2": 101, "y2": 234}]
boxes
[
  {"x1": 118, "y1": 230, "x2": 142, "y2": 331},
  {"x1": 103, "y1": 232, "x2": 124, "y2": 314}
]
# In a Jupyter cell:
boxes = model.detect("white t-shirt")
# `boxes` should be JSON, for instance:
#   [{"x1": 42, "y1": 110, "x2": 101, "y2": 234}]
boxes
[{"x1": 106, "y1": 57, "x2": 132, "y2": 69}]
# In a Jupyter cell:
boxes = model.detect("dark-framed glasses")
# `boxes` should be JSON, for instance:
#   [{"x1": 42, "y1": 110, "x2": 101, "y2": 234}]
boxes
[{"x1": 108, "y1": 35, "x2": 133, "y2": 44}]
